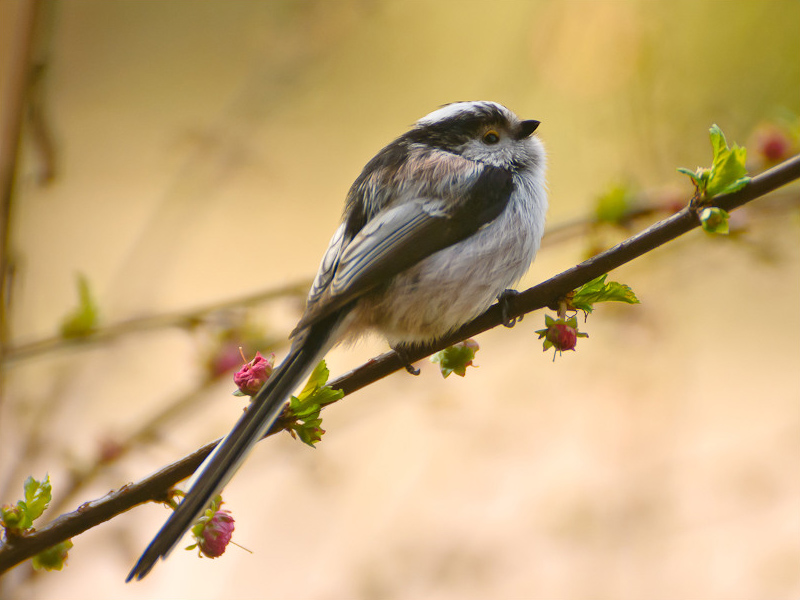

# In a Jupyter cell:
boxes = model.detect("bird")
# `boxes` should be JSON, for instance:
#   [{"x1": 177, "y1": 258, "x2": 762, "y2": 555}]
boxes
[{"x1": 127, "y1": 100, "x2": 547, "y2": 580}]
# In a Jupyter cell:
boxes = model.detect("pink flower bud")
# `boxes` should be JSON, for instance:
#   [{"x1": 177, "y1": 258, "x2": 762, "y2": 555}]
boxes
[
  {"x1": 197, "y1": 510, "x2": 235, "y2": 559},
  {"x1": 535, "y1": 315, "x2": 588, "y2": 358},
  {"x1": 749, "y1": 124, "x2": 795, "y2": 168},
  {"x1": 233, "y1": 351, "x2": 275, "y2": 396},
  {"x1": 761, "y1": 134, "x2": 790, "y2": 163},
  {"x1": 546, "y1": 322, "x2": 578, "y2": 351}
]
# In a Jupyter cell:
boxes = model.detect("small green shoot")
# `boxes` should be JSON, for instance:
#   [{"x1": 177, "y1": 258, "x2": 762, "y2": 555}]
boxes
[
  {"x1": 678, "y1": 124, "x2": 750, "y2": 199},
  {"x1": 60, "y1": 274, "x2": 99, "y2": 338},
  {"x1": 286, "y1": 360, "x2": 344, "y2": 447},
  {"x1": 32, "y1": 540, "x2": 74, "y2": 571},
  {"x1": 1, "y1": 475, "x2": 74, "y2": 571},
  {"x1": 678, "y1": 124, "x2": 749, "y2": 235},
  {"x1": 699, "y1": 207, "x2": 731, "y2": 234},
  {"x1": 430, "y1": 339, "x2": 480, "y2": 378},
  {"x1": 1, "y1": 475, "x2": 52, "y2": 535}
]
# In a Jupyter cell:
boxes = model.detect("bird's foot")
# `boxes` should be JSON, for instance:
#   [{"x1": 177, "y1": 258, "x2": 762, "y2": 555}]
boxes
[
  {"x1": 392, "y1": 344, "x2": 421, "y2": 376},
  {"x1": 497, "y1": 289, "x2": 522, "y2": 328}
]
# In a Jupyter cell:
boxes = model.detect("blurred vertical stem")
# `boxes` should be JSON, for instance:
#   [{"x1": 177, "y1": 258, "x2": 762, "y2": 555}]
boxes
[{"x1": 0, "y1": 0, "x2": 42, "y2": 382}]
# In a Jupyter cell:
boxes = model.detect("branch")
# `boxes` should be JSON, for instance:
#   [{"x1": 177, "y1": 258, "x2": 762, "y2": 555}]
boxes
[
  {"x1": 0, "y1": 442, "x2": 215, "y2": 571},
  {"x1": 0, "y1": 153, "x2": 798, "y2": 574},
  {"x1": 326, "y1": 153, "x2": 800, "y2": 393},
  {"x1": 44, "y1": 332, "x2": 288, "y2": 520}
]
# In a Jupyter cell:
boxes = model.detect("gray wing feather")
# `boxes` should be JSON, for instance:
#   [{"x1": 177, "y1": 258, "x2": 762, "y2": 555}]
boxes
[
  {"x1": 292, "y1": 200, "x2": 450, "y2": 335},
  {"x1": 307, "y1": 222, "x2": 347, "y2": 305},
  {"x1": 330, "y1": 201, "x2": 442, "y2": 295}
]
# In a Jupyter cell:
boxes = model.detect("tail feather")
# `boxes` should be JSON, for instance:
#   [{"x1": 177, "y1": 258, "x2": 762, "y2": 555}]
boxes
[{"x1": 126, "y1": 317, "x2": 341, "y2": 581}]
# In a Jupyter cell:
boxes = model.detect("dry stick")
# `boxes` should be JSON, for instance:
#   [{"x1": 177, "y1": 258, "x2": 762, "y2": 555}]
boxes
[{"x1": 0, "y1": 154, "x2": 798, "y2": 574}]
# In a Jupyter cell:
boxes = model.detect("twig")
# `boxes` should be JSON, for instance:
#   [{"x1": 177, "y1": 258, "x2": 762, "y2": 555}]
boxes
[
  {"x1": 2, "y1": 280, "x2": 308, "y2": 364},
  {"x1": 0, "y1": 0, "x2": 41, "y2": 385},
  {"x1": 45, "y1": 332, "x2": 288, "y2": 519},
  {"x1": 0, "y1": 153, "x2": 798, "y2": 574},
  {"x1": 0, "y1": 442, "x2": 215, "y2": 571}
]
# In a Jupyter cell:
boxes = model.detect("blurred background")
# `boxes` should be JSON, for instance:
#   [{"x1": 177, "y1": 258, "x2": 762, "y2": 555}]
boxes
[{"x1": 0, "y1": 1, "x2": 798, "y2": 598}]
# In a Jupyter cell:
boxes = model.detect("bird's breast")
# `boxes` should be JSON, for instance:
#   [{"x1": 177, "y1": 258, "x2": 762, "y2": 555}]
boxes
[{"x1": 347, "y1": 180, "x2": 547, "y2": 345}]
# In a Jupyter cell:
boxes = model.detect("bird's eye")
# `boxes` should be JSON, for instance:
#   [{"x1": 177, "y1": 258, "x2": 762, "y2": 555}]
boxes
[{"x1": 482, "y1": 130, "x2": 500, "y2": 145}]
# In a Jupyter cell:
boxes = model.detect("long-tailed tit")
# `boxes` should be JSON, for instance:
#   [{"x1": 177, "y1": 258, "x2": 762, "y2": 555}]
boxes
[{"x1": 127, "y1": 101, "x2": 547, "y2": 580}]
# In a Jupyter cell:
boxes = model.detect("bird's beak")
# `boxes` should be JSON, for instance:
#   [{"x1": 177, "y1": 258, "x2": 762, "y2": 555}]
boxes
[{"x1": 517, "y1": 120, "x2": 541, "y2": 139}]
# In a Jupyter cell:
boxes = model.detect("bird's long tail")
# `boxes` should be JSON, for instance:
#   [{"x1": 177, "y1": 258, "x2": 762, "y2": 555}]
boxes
[{"x1": 126, "y1": 312, "x2": 344, "y2": 581}]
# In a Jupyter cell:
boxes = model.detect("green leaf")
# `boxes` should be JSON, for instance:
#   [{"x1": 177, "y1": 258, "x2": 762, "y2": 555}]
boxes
[
  {"x1": 296, "y1": 418, "x2": 325, "y2": 446},
  {"x1": 60, "y1": 274, "x2": 99, "y2": 338},
  {"x1": 676, "y1": 167, "x2": 701, "y2": 185},
  {"x1": 1, "y1": 475, "x2": 52, "y2": 534},
  {"x1": 286, "y1": 360, "x2": 343, "y2": 447},
  {"x1": 430, "y1": 339, "x2": 480, "y2": 378},
  {"x1": 23, "y1": 474, "x2": 51, "y2": 522},
  {"x1": 535, "y1": 314, "x2": 555, "y2": 350},
  {"x1": 32, "y1": 540, "x2": 73, "y2": 571},
  {"x1": 699, "y1": 207, "x2": 730, "y2": 234},
  {"x1": 571, "y1": 275, "x2": 640, "y2": 314},
  {"x1": 678, "y1": 125, "x2": 750, "y2": 202},
  {"x1": 706, "y1": 124, "x2": 750, "y2": 197},
  {"x1": 291, "y1": 360, "x2": 342, "y2": 411},
  {"x1": 300, "y1": 360, "x2": 330, "y2": 396}
]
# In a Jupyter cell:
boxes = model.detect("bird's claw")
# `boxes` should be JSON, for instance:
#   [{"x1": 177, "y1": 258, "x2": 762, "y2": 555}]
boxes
[
  {"x1": 498, "y1": 289, "x2": 522, "y2": 328},
  {"x1": 392, "y1": 344, "x2": 421, "y2": 376}
]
